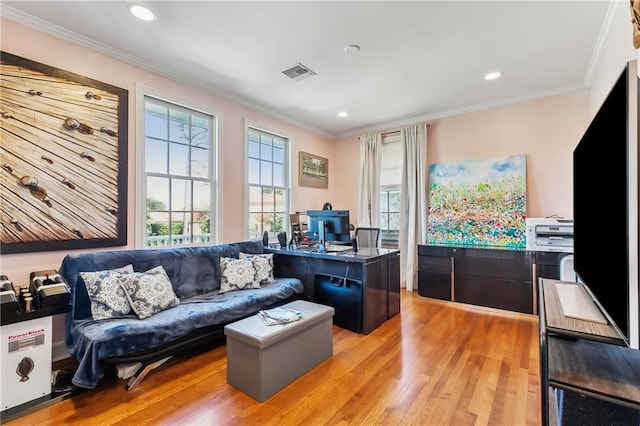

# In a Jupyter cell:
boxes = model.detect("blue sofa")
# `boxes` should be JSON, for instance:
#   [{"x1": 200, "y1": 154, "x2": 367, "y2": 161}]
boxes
[{"x1": 59, "y1": 240, "x2": 304, "y2": 389}]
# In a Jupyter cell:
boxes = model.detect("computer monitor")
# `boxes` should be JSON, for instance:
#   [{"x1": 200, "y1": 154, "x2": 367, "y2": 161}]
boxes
[{"x1": 306, "y1": 210, "x2": 351, "y2": 243}]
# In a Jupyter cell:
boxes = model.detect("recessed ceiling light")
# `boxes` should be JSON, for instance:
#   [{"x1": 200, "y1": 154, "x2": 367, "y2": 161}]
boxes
[
  {"x1": 344, "y1": 45, "x2": 360, "y2": 54},
  {"x1": 337, "y1": 111, "x2": 348, "y2": 118},
  {"x1": 484, "y1": 71, "x2": 503, "y2": 81},
  {"x1": 129, "y1": 4, "x2": 156, "y2": 21}
]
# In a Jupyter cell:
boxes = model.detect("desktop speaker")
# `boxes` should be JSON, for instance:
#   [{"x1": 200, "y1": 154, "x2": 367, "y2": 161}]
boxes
[{"x1": 277, "y1": 231, "x2": 287, "y2": 248}]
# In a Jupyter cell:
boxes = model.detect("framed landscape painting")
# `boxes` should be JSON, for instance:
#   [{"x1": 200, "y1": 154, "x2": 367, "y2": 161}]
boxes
[
  {"x1": 0, "y1": 52, "x2": 128, "y2": 254},
  {"x1": 299, "y1": 151, "x2": 328, "y2": 189},
  {"x1": 427, "y1": 154, "x2": 527, "y2": 247}
]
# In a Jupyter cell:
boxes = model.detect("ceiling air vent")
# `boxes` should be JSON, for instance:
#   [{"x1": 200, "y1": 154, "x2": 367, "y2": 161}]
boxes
[{"x1": 281, "y1": 63, "x2": 316, "y2": 81}]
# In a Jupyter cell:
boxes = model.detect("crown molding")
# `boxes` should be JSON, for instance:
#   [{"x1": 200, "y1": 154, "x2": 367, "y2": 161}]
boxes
[
  {"x1": 336, "y1": 84, "x2": 589, "y2": 139},
  {"x1": 0, "y1": 6, "x2": 333, "y2": 140},
  {"x1": 584, "y1": 0, "x2": 627, "y2": 85}
]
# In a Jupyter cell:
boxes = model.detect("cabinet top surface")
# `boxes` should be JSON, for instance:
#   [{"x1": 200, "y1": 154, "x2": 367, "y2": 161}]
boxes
[
  {"x1": 420, "y1": 243, "x2": 526, "y2": 251},
  {"x1": 420, "y1": 243, "x2": 570, "y2": 254}
]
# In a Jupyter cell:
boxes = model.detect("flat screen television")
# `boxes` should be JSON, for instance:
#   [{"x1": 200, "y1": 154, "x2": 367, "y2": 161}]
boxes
[
  {"x1": 306, "y1": 210, "x2": 351, "y2": 243},
  {"x1": 573, "y1": 60, "x2": 639, "y2": 347}
]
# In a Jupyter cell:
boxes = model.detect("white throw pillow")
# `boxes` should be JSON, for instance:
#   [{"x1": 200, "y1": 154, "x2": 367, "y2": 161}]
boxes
[
  {"x1": 239, "y1": 252, "x2": 275, "y2": 284},
  {"x1": 219, "y1": 257, "x2": 260, "y2": 294},
  {"x1": 119, "y1": 265, "x2": 180, "y2": 319},
  {"x1": 80, "y1": 265, "x2": 134, "y2": 320}
]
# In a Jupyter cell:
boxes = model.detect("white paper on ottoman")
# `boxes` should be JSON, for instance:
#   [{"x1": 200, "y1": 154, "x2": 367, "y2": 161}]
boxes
[{"x1": 224, "y1": 300, "x2": 335, "y2": 401}]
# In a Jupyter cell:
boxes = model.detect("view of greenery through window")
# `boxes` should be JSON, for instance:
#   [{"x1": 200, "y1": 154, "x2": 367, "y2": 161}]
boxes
[
  {"x1": 381, "y1": 187, "x2": 401, "y2": 243},
  {"x1": 247, "y1": 128, "x2": 289, "y2": 240},
  {"x1": 144, "y1": 97, "x2": 214, "y2": 247}
]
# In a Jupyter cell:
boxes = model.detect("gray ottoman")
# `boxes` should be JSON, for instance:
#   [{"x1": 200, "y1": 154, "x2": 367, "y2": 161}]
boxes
[{"x1": 224, "y1": 300, "x2": 335, "y2": 401}]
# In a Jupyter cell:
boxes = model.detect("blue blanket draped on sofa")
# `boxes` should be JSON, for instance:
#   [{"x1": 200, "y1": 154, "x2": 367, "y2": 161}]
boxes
[{"x1": 59, "y1": 240, "x2": 304, "y2": 389}]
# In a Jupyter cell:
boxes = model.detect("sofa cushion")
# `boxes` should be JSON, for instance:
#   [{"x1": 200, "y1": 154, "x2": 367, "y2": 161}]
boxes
[
  {"x1": 80, "y1": 265, "x2": 134, "y2": 320},
  {"x1": 120, "y1": 265, "x2": 180, "y2": 319},
  {"x1": 240, "y1": 252, "x2": 275, "y2": 284},
  {"x1": 219, "y1": 257, "x2": 261, "y2": 293}
]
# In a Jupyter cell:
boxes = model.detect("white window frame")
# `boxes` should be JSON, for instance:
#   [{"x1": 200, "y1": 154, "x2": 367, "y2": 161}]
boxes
[
  {"x1": 380, "y1": 185, "x2": 401, "y2": 246},
  {"x1": 244, "y1": 120, "x2": 291, "y2": 241},
  {"x1": 380, "y1": 132, "x2": 402, "y2": 246},
  {"x1": 135, "y1": 85, "x2": 222, "y2": 248}
]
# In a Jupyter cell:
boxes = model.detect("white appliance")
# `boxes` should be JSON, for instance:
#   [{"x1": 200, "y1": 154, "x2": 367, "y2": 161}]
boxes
[
  {"x1": 526, "y1": 217, "x2": 574, "y2": 252},
  {"x1": 1, "y1": 316, "x2": 52, "y2": 410},
  {"x1": 559, "y1": 254, "x2": 577, "y2": 282}
]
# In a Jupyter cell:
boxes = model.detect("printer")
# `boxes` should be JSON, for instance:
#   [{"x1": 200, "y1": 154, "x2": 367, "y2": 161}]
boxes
[{"x1": 525, "y1": 217, "x2": 574, "y2": 252}]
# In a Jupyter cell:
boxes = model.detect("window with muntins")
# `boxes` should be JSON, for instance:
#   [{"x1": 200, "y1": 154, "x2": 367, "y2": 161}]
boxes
[
  {"x1": 380, "y1": 186, "x2": 401, "y2": 244},
  {"x1": 247, "y1": 126, "x2": 289, "y2": 241},
  {"x1": 380, "y1": 133, "x2": 401, "y2": 245},
  {"x1": 143, "y1": 96, "x2": 216, "y2": 247}
]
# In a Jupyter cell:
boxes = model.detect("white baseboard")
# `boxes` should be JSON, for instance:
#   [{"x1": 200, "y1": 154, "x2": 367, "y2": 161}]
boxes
[{"x1": 52, "y1": 340, "x2": 70, "y2": 362}]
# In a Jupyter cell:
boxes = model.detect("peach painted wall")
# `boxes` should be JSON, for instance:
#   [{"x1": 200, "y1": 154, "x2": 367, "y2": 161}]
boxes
[
  {"x1": 334, "y1": 89, "x2": 592, "y2": 230},
  {"x1": 0, "y1": 18, "x2": 335, "y2": 355},
  {"x1": 430, "y1": 91, "x2": 591, "y2": 219}
]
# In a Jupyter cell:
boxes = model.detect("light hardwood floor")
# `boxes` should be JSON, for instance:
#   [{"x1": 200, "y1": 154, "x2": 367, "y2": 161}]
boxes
[{"x1": 5, "y1": 291, "x2": 541, "y2": 425}]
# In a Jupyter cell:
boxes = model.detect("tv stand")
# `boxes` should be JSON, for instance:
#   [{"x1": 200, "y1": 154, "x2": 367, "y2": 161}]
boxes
[
  {"x1": 539, "y1": 278, "x2": 640, "y2": 425},
  {"x1": 554, "y1": 281, "x2": 607, "y2": 324}
]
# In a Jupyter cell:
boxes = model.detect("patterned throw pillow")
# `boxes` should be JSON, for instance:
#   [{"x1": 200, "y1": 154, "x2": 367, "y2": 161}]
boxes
[
  {"x1": 119, "y1": 266, "x2": 180, "y2": 320},
  {"x1": 239, "y1": 252, "x2": 275, "y2": 284},
  {"x1": 219, "y1": 257, "x2": 260, "y2": 294},
  {"x1": 80, "y1": 265, "x2": 134, "y2": 320}
]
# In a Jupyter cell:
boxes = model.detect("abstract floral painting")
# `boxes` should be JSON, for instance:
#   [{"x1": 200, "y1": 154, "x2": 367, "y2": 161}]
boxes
[{"x1": 427, "y1": 154, "x2": 527, "y2": 247}]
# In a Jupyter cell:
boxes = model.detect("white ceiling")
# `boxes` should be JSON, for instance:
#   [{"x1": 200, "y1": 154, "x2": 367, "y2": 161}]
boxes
[{"x1": 2, "y1": 1, "x2": 616, "y2": 138}]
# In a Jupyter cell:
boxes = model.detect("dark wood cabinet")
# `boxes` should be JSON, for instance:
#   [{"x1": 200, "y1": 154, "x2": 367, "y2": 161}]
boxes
[
  {"x1": 417, "y1": 245, "x2": 537, "y2": 314},
  {"x1": 455, "y1": 248, "x2": 534, "y2": 313},
  {"x1": 534, "y1": 251, "x2": 563, "y2": 281},
  {"x1": 455, "y1": 275, "x2": 533, "y2": 313},
  {"x1": 417, "y1": 245, "x2": 576, "y2": 314},
  {"x1": 454, "y1": 248, "x2": 533, "y2": 281},
  {"x1": 417, "y1": 253, "x2": 452, "y2": 300}
]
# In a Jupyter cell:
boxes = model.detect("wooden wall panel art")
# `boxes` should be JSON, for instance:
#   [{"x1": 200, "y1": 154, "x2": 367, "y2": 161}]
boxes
[{"x1": 1, "y1": 52, "x2": 128, "y2": 254}]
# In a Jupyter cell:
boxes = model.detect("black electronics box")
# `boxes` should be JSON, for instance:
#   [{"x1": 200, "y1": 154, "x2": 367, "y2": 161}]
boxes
[
  {"x1": 0, "y1": 275, "x2": 19, "y2": 318},
  {"x1": 0, "y1": 294, "x2": 19, "y2": 318},
  {"x1": 29, "y1": 270, "x2": 71, "y2": 310}
]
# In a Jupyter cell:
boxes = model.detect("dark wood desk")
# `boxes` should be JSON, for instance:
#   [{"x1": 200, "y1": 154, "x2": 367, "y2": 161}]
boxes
[{"x1": 266, "y1": 246, "x2": 400, "y2": 334}]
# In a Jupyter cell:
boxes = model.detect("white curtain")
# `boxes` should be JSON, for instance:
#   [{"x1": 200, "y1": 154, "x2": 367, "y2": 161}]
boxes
[
  {"x1": 357, "y1": 133, "x2": 382, "y2": 228},
  {"x1": 400, "y1": 125, "x2": 427, "y2": 292}
]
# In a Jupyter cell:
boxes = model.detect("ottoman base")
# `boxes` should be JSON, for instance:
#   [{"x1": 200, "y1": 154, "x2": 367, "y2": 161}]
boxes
[{"x1": 224, "y1": 300, "x2": 334, "y2": 401}]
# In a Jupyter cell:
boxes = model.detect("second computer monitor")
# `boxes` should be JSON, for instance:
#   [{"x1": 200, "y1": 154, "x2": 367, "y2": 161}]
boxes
[{"x1": 306, "y1": 210, "x2": 351, "y2": 243}]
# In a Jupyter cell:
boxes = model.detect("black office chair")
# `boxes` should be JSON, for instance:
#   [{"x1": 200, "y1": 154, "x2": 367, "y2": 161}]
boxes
[{"x1": 355, "y1": 227, "x2": 381, "y2": 248}]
